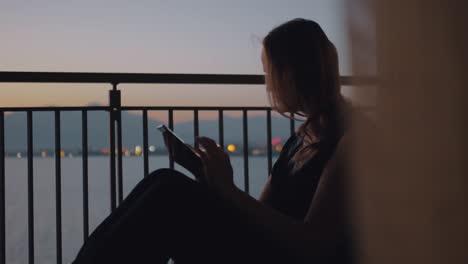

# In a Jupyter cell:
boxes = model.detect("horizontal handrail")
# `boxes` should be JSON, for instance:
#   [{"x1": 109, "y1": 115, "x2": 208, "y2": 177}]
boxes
[
  {"x1": 0, "y1": 71, "x2": 377, "y2": 86},
  {"x1": 0, "y1": 106, "x2": 271, "y2": 111},
  {"x1": 0, "y1": 105, "x2": 376, "y2": 112}
]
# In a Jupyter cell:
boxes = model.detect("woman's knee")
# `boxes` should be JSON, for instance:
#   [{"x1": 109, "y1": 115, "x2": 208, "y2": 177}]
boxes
[
  {"x1": 147, "y1": 168, "x2": 194, "y2": 186},
  {"x1": 147, "y1": 168, "x2": 212, "y2": 200}
]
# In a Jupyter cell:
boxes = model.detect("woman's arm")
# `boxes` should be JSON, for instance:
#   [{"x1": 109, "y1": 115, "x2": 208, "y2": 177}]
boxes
[
  {"x1": 196, "y1": 136, "x2": 350, "y2": 263},
  {"x1": 224, "y1": 148, "x2": 347, "y2": 262}
]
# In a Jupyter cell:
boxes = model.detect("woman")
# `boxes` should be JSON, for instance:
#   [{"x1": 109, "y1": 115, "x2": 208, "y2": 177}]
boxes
[{"x1": 73, "y1": 18, "x2": 354, "y2": 264}]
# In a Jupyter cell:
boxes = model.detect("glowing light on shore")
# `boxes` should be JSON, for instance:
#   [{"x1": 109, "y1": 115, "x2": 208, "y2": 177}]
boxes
[
  {"x1": 134, "y1": 146, "x2": 142, "y2": 156},
  {"x1": 149, "y1": 145, "x2": 156, "y2": 152},
  {"x1": 227, "y1": 144, "x2": 236, "y2": 153},
  {"x1": 101, "y1": 148, "x2": 109, "y2": 155},
  {"x1": 271, "y1": 137, "x2": 282, "y2": 146},
  {"x1": 275, "y1": 144, "x2": 283, "y2": 152},
  {"x1": 41, "y1": 151, "x2": 47, "y2": 158},
  {"x1": 252, "y1": 149, "x2": 263, "y2": 156}
]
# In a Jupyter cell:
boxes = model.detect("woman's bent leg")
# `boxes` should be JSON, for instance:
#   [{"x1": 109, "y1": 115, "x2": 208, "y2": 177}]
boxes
[
  {"x1": 73, "y1": 168, "x2": 287, "y2": 264},
  {"x1": 73, "y1": 169, "x2": 180, "y2": 263}
]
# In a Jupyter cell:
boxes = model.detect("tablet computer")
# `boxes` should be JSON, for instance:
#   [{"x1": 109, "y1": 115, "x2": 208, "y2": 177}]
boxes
[{"x1": 157, "y1": 124, "x2": 204, "y2": 179}]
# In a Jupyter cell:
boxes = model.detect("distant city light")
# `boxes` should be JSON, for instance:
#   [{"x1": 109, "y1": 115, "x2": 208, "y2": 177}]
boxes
[
  {"x1": 227, "y1": 144, "x2": 236, "y2": 153},
  {"x1": 41, "y1": 151, "x2": 47, "y2": 158},
  {"x1": 125, "y1": 150, "x2": 131, "y2": 157},
  {"x1": 60, "y1": 150, "x2": 65, "y2": 158},
  {"x1": 271, "y1": 137, "x2": 282, "y2": 146},
  {"x1": 149, "y1": 145, "x2": 156, "y2": 152},
  {"x1": 252, "y1": 149, "x2": 263, "y2": 156},
  {"x1": 17, "y1": 152, "x2": 22, "y2": 159},
  {"x1": 134, "y1": 146, "x2": 142, "y2": 156},
  {"x1": 275, "y1": 144, "x2": 283, "y2": 152},
  {"x1": 101, "y1": 148, "x2": 110, "y2": 155}
]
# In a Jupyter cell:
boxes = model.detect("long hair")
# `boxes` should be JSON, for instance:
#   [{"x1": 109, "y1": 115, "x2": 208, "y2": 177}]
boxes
[{"x1": 263, "y1": 18, "x2": 346, "y2": 170}]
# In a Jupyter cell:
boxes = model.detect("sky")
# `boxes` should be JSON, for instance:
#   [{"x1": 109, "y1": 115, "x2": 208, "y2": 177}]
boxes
[{"x1": 0, "y1": 0, "x2": 350, "y2": 112}]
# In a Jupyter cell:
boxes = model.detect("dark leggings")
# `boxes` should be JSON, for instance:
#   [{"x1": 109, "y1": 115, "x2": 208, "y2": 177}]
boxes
[{"x1": 72, "y1": 168, "x2": 292, "y2": 264}]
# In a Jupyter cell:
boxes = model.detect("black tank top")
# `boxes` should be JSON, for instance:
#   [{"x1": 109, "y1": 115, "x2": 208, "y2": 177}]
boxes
[
  {"x1": 270, "y1": 132, "x2": 342, "y2": 219},
  {"x1": 269, "y1": 130, "x2": 355, "y2": 263}
]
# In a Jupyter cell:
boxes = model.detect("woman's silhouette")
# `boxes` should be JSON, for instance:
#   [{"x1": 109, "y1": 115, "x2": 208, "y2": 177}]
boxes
[{"x1": 73, "y1": 18, "x2": 355, "y2": 264}]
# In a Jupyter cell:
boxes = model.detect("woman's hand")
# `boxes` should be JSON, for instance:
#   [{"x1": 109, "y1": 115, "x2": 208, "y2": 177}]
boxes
[{"x1": 193, "y1": 136, "x2": 236, "y2": 195}]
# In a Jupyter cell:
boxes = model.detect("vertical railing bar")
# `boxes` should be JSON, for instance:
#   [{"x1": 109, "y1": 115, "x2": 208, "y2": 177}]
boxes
[
  {"x1": 267, "y1": 110, "x2": 273, "y2": 176},
  {"x1": 242, "y1": 110, "x2": 249, "y2": 194},
  {"x1": 194, "y1": 110, "x2": 199, "y2": 147},
  {"x1": 143, "y1": 110, "x2": 149, "y2": 178},
  {"x1": 54, "y1": 111, "x2": 62, "y2": 264},
  {"x1": 290, "y1": 113, "x2": 295, "y2": 136},
  {"x1": 218, "y1": 110, "x2": 224, "y2": 150},
  {"x1": 0, "y1": 111, "x2": 5, "y2": 264},
  {"x1": 27, "y1": 111, "x2": 34, "y2": 264},
  {"x1": 168, "y1": 110, "x2": 174, "y2": 169},
  {"x1": 117, "y1": 110, "x2": 123, "y2": 204},
  {"x1": 109, "y1": 108, "x2": 116, "y2": 212},
  {"x1": 81, "y1": 110, "x2": 89, "y2": 240},
  {"x1": 109, "y1": 83, "x2": 119, "y2": 212}
]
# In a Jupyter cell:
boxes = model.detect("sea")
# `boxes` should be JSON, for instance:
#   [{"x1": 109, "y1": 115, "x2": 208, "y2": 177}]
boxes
[{"x1": 4, "y1": 155, "x2": 278, "y2": 264}]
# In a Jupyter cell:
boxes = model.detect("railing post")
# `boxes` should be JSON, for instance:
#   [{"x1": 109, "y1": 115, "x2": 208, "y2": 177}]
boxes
[
  {"x1": 27, "y1": 111, "x2": 34, "y2": 264},
  {"x1": 109, "y1": 84, "x2": 121, "y2": 211},
  {"x1": 54, "y1": 111, "x2": 62, "y2": 264},
  {"x1": 267, "y1": 110, "x2": 273, "y2": 176},
  {"x1": 81, "y1": 110, "x2": 89, "y2": 240},
  {"x1": 218, "y1": 110, "x2": 224, "y2": 150},
  {"x1": 168, "y1": 110, "x2": 174, "y2": 169},
  {"x1": 142, "y1": 110, "x2": 149, "y2": 178},
  {"x1": 290, "y1": 113, "x2": 295, "y2": 136},
  {"x1": 243, "y1": 110, "x2": 249, "y2": 194},
  {"x1": 0, "y1": 112, "x2": 5, "y2": 264},
  {"x1": 116, "y1": 100, "x2": 124, "y2": 204}
]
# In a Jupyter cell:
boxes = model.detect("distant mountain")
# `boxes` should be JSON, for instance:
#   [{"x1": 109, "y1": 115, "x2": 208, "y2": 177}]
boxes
[{"x1": 3, "y1": 111, "x2": 299, "y2": 152}]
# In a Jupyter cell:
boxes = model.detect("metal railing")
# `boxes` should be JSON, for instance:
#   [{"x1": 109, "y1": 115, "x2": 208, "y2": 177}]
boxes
[{"x1": 0, "y1": 71, "x2": 376, "y2": 264}]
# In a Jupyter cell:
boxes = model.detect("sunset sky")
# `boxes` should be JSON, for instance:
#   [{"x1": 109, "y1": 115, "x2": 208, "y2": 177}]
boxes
[{"x1": 0, "y1": 0, "x2": 350, "y2": 113}]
